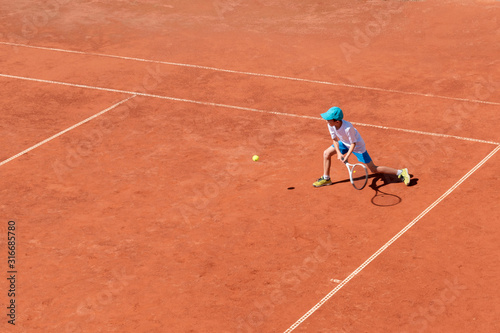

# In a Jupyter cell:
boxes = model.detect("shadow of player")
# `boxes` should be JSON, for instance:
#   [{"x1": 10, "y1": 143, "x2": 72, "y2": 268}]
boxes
[
  {"x1": 324, "y1": 173, "x2": 418, "y2": 192},
  {"x1": 369, "y1": 173, "x2": 418, "y2": 207}
]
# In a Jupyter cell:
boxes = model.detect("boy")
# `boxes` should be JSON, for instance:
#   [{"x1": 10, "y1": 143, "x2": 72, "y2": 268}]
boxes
[{"x1": 313, "y1": 106, "x2": 410, "y2": 187}]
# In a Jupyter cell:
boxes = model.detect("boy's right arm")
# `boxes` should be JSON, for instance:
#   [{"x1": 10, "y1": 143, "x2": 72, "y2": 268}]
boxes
[{"x1": 332, "y1": 138, "x2": 343, "y2": 160}]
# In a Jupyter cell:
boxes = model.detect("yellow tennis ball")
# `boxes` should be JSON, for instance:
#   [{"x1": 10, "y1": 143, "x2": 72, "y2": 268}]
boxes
[{"x1": 252, "y1": 155, "x2": 259, "y2": 161}]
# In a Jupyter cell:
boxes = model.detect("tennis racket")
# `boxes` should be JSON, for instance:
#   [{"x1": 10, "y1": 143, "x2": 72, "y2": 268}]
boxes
[{"x1": 343, "y1": 160, "x2": 368, "y2": 190}]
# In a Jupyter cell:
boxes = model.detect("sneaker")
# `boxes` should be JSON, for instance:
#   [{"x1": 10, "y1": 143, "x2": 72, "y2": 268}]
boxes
[
  {"x1": 313, "y1": 176, "x2": 332, "y2": 187},
  {"x1": 398, "y1": 168, "x2": 410, "y2": 186}
]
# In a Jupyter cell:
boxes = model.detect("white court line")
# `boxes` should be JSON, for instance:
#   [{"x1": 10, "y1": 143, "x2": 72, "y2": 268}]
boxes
[
  {"x1": 350, "y1": 122, "x2": 500, "y2": 145},
  {"x1": 0, "y1": 95, "x2": 136, "y2": 167},
  {"x1": 1, "y1": 73, "x2": 499, "y2": 146},
  {"x1": 1, "y1": 41, "x2": 499, "y2": 106},
  {"x1": 1, "y1": 43, "x2": 498, "y2": 331},
  {"x1": 284, "y1": 144, "x2": 500, "y2": 332}
]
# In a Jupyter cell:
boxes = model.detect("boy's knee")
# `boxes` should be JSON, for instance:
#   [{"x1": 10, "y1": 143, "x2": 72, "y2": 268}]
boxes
[{"x1": 323, "y1": 149, "x2": 335, "y2": 158}]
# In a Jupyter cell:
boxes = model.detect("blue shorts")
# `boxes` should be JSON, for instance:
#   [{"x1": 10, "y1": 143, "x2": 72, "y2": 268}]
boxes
[{"x1": 333, "y1": 141, "x2": 372, "y2": 164}]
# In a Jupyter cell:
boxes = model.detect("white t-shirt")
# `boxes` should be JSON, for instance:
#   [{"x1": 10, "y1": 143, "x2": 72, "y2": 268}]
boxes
[{"x1": 327, "y1": 120, "x2": 366, "y2": 153}]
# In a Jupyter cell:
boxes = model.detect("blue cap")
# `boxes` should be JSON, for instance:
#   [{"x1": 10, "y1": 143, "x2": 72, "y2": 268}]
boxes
[{"x1": 321, "y1": 107, "x2": 343, "y2": 121}]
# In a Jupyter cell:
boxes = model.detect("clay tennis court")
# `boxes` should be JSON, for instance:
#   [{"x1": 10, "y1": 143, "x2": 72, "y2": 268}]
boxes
[{"x1": 1, "y1": 1, "x2": 499, "y2": 332}]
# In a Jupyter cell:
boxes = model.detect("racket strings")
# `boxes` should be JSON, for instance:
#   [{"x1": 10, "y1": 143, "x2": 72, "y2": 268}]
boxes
[{"x1": 351, "y1": 164, "x2": 368, "y2": 190}]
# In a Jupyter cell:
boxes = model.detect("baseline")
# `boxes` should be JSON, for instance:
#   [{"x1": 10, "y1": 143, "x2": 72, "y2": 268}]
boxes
[{"x1": 0, "y1": 41, "x2": 498, "y2": 106}]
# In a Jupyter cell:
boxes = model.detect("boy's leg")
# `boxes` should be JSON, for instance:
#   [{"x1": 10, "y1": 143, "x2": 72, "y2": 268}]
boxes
[
  {"x1": 365, "y1": 161, "x2": 398, "y2": 175},
  {"x1": 323, "y1": 146, "x2": 337, "y2": 178},
  {"x1": 313, "y1": 146, "x2": 337, "y2": 187},
  {"x1": 365, "y1": 160, "x2": 410, "y2": 185},
  {"x1": 354, "y1": 152, "x2": 397, "y2": 175}
]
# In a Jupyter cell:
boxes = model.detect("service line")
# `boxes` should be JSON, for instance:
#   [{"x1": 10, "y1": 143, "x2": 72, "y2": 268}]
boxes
[{"x1": 0, "y1": 73, "x2": 498, "y2": 146}]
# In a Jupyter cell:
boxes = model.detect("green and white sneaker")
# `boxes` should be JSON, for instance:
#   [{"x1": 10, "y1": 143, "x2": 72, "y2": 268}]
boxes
[
  {"x1": 398, "y1": 168, "x2": 410, "y2": 186},
  {"x1": 313, "y1": 176, "x2": 332, "y2": 187}
]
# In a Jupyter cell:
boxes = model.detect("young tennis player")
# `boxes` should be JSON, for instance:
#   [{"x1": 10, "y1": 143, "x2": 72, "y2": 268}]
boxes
[{"x1": 313, "y1": 106, "x2": 410, "y2": 187}]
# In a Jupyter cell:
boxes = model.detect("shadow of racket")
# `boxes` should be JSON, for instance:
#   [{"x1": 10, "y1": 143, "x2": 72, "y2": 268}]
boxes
[{"x1": 369, "y1": 174, "x2": 403, "y2": 207}]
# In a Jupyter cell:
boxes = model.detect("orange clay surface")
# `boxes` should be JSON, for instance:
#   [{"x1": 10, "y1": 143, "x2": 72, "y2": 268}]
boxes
[{"x1": 0, "y1": 1, "x2": 499, "y2": 332}]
